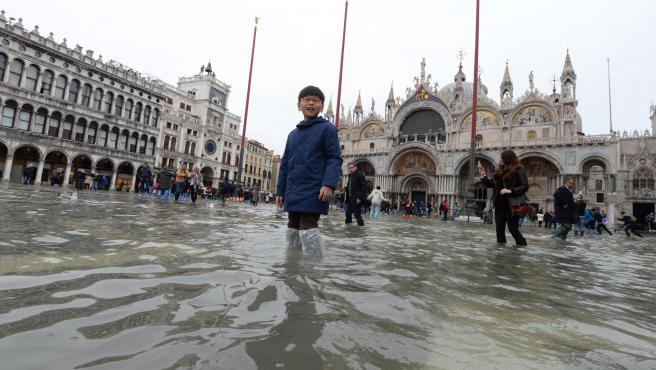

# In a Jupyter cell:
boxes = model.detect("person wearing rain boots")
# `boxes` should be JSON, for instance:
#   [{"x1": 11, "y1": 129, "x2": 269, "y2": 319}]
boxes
[{"x1": 276, "y1": 86, "x2": 342, "y2": 256}]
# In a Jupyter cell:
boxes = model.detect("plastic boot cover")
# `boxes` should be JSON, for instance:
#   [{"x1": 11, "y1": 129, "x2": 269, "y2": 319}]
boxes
[
  {"x1": 299, "y1": 228, "x2": 323, "y2": 257},
  {"x1": 286, "y1": 228, "x2": 302, "y2": 250}
]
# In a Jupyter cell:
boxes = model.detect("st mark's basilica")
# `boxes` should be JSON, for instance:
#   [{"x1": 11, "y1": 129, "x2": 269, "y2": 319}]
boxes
[{"x1": 333, "y1": 55, "x2": 656, "y2": 224}]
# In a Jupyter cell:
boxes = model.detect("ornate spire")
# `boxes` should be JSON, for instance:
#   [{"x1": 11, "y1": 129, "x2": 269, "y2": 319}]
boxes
[
  {"x1": 454, "y1": 62, "x2": 466, "y2": 82},
  {"x1": 346, "y1": 106, "x2": 353, "y2": 125},
  {"x1": 501, "y1": 61, "x2": 512, "y2": 87},
  {"x1": 387, "y1": 83, "x2": 395, "y2": 103},
  {"x1": 326, "y1": 97, "x2": 334, "y2": 116},
  {"x1": 355, "y1": 90, "x2": 363, "y2": 110},
  {"x1": 561, "y1": 49, "x2": 577, "y2": 82}
]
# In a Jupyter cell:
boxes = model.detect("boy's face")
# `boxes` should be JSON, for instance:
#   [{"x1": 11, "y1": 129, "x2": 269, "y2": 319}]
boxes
[{"x1": 298, "y1": 96, "x2": 323, "y2": 119}]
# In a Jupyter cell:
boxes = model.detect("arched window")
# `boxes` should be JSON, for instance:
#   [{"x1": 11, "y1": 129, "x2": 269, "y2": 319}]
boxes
[
  {"x1": 40, "y1": 70, "x2": 54, "y2": 95},
  {"x1": 109, "y1": 128, "x2": 119, "y2": 148},
  {"x1": 119, "y1": 130, "x2": 129, "y2": 150},
  {"x1": 1, "y1": 100, "x2": 17, "y2": 127},
  {"x1": 527, "y1": 130, "x2": 537, "y2": 140},
  {"x1": 74, "y1": 119, "x2": 87, "y2": 142},
  {"x1": 125, "y1": 99, "x2": 133, "y2": 120},
  {"x1": 129, "y1": 132, "x2": 138, "y2": 153},
  {"x1": 54, "y1": 75, "x2": 67, "y2": 100},
  {"x1": 632, "y1": 167, "x2": 655, "y2": 190},
  {"x1": 170, "y1": 137, "x2": 177, "y2": 151},
  {"x1": 152, "y1": 108, "x2": 160, "y2": 127},
  {"x1": 48, "y1": 112, "x2": 61, "y2": 137},
  {"x1": 0, "y1": 53, "x2": 6, "y2": 81},
  {"x1": 8, "y1": 59, "x2": 24, "y2": 86},
  {"x1": 134, "y1": 102, "x2": 142, "y2": 122},
  {"x1": 184, "y1": 141, "x2": 190, "y2": 154},
  {"x1": 87, "y1": 122, "x2": 98, "y2": 144},
  {"x1": 68, "y1": 79, "x2": 80, "y2": 103},
  {"x1": 25, "y1": 64, "x2": 39, "y2": 91},
  {"x1": 92, "y1": 88, "x2": 103, "y2": 110},
  {"x1": 115, "y1": 95, "x2": 124, "y2": 116},
  {"x1": 139, "y1": 135, "x2": 147, "y2": 154},
  {"x1": 369, "y1": 142, "x2": 375, "y2": 150},
  {"x1": 476, "y1": 134, "x2": 483, "y2": 146},
  {"x1": 191, "y1": 142, "x2": 196, "y2": 155},
  {"x1": 98, "y1": 125, "x2": 109, "y2": 147},
  {"x1": 148, "y1": 137, "x2": 156, "y2": 155},
  {"x1": 17, "y1": 104, "x2": 33, "y2": 130},
  {"x1": 164, "y1": 135, "x2": 170, "y2": 150},
  {"x1": 235, "y1": 155, "x2": 239, "y2": 167},
  {"x1": 143, "y1": 105, "x2": 151, "y2": 126},
  {"x1": 33, "y1": 108, "x2": 48, "y2": 134},
  {"x1": 104, "y1": 92, "x2": 113, "y2": 113},
  {"x1": 81, "y1": 84, "x2": 93, "y2": 107},
  {"x1": 62, "y1": 115, "x2": 74, "y2": 139}
]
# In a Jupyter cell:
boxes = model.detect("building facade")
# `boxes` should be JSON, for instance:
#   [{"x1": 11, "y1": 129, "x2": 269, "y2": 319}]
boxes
[
  {"x1": 0, "y1": 13, "x2": 255, "y2": 190},
  {"x1": 336, "y1": 55, "x2": 656, "y2": 224},
  {"x1": 244, "y1": 139, "x2": 273, "y2": 191}
]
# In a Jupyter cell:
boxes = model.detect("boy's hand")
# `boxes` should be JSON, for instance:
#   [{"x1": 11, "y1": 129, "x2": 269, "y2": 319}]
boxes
[
  {"x1": 276, "y1": 196, "x2": 284, "y2": 208},
  {"x1": 318, "y1": 186, "x2": 333, "y2": 202}
]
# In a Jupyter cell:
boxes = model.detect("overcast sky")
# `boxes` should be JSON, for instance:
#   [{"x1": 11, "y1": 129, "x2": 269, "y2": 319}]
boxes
[{"x1": 6, "y1": 1, "x2": 656, "y2": 154}]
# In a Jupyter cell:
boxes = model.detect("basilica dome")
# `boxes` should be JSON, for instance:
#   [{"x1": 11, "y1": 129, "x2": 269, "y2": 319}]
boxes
[{"x1": 439, "y1": 81, "x2": 475, "y2": 102}]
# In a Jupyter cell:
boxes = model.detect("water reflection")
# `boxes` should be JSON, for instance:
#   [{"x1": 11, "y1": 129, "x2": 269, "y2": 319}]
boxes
[
  {"x1": 0, "y1": 184, "x2": 655, "y2": 369},
  {"x1": 246, "y1": 248, "x2": 323, "y2": 369}
]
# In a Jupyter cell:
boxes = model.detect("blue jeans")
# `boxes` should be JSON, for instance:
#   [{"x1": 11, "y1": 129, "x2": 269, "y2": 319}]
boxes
[
  {"x1": 157, "y1": 189, "x2": 170, "y2": 200},
  {"x1": 553, "y1": 223, "x2": 572, "y2": 240},
  {"x1": 175, "y1": 182, "x2": 184, "y2": 201}
]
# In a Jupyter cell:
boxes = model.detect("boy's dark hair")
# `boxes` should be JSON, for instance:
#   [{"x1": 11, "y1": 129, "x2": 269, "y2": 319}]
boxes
[{"x1": 298, "y1": 85, "x2": 324, "y2": 103}]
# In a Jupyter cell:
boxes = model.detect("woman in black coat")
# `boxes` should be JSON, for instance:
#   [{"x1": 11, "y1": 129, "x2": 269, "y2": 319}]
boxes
[{"x1": 479, "y1": 150, "x2": 529, "y2": 246}]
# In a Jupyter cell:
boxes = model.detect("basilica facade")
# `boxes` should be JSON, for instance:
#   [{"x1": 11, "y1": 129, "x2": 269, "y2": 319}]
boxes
[{"x1": 335, "y1": 55, "x2": 656, "y2": 224}]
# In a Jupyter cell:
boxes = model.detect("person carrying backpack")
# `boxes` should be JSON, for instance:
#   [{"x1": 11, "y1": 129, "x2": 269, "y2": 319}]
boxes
[{"x1": 618, "y1": 211, "x2": 642, "y2": 238}]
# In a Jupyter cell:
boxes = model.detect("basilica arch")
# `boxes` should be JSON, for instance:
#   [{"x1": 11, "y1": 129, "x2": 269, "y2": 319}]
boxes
[
  {"x1": 518, "y1": 155, "x2": 561, "y2": 211},
  {"x1": 580, "y1": 154, "x2": 613, "y2": 204},
  {"x1": 454, "y1": 154, "x2": 497, "y2": 215}
]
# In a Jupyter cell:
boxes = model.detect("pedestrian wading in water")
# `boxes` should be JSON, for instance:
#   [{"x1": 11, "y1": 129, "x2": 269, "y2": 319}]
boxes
[
  {"x1": 276, "y1": 86, "x2": 342, "y2": 256},
  {"x1": 479, "y1": 149, "x2": 529, "y2": 246}
]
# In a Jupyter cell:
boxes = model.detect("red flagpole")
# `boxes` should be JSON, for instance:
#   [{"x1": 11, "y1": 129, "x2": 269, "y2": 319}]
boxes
[
  {"x1": 471, "y1": 0, "x2": 480, "y2": 142},
  {"x1": 238, "y1": 17, "x2": 258, "y2": 183},
  {"x1": 335, "y1": 1, "x2": 348, "y2": 129},
  {"x1": 468, "y1": 0, "x2": 480, "y2": 183}
]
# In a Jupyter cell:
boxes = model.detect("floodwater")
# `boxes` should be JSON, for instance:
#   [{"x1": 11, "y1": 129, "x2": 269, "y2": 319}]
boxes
[{"x1": 0, "y1": 185, "x2": 655, "y2": 370}]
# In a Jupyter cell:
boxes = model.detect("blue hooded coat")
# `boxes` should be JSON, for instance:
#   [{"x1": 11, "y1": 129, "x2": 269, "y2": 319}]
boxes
[{"x1": 277, "y1": 116, "x2": 342, "y2": 215}]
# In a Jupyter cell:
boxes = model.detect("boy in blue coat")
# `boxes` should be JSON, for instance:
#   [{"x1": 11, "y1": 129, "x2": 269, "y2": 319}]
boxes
[{"x1": 276, "y1": 86, "x2": 343, "y2": 255}]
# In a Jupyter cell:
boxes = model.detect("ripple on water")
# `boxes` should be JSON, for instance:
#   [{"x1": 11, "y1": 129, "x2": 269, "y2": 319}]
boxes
[{"x1": 0, "y1": 186, "x2": 655, "y2": 370}]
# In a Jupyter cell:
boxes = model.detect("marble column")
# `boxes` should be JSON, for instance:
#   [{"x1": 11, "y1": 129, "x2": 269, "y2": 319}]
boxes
[
  {"x1": 2, "y1": 156, "x2": 14, "y2": 181},
  {"x1": 35, "y1": 160, "x2": 45, "y2": 185},
  {"x1": 63, "y1": 162, "x2": 72, "y2": 186},
  {"x1": 110, "y1": 170, "x2": 118, "y2": 191},
  {"x1": 130, "y1": 172, "x2": 137, "y2": 192}
]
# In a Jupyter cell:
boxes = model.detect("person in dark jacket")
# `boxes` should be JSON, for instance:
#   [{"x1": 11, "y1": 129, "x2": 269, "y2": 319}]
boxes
[
  {"x1": 219, "y1": 176, "x2": 233, "y2": 205},
  {"x1": 618, "y1": 212, "x2": 642, "y2": 238},
  {"x1": 552, "y1": 176, "x2": 576, "y2": 240},
  {"x1": 593, "y1": 208, "x2": 612, "y2": 235},
  {"x1": 157, "y1": 167, "x2": 172, "y2": 200},
  {"x1": 276, "y1": 86, "x2": 342, "y2": 255},
  {"x1": 345, "y1": 161, "x2": 367, "y2": 226},
  {"x1": 138, "y1": 163, "x2": 153, "y2": 197},
  {"x1": 572, "y1": 193, "x2": 587, "y2": 236},
  {"x1": 479, "y1": 150, "x2": 529, "y2": 246}
]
